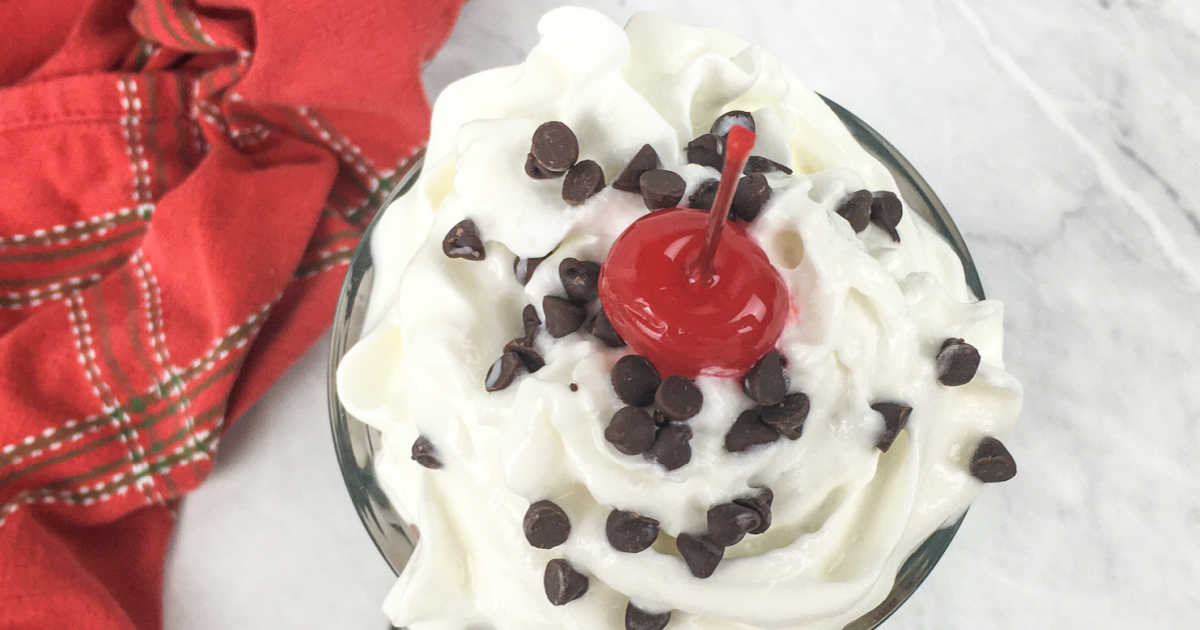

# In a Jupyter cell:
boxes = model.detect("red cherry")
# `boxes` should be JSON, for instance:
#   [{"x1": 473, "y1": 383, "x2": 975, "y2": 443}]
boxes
[
  {"x1": 598, "y1": 125, "x2": 790, "y2": 378},
  {"x1": 599, "y1": 209, "x2": 789, "y2": 377}
]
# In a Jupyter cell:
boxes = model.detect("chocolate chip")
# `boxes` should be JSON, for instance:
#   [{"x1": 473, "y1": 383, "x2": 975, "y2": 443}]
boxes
[
  {"x1": 625, "y1": 603, "x2": 671, "y2": 630},
  {"x1": 562, "y1": 159, "x2": 605, "y2": 205},
  {"x1": 743, "y1": 155, "x2": 792, "y2": 175},
  {"x1": 514, "y1": 255, "x2": 547, "y2": 285},
  {"x1": 485, "y1": 352, "x2": 522, "y2": 392},
  {"x1": 611, "y1": 355, "x2": 661, "y2": 406},
  {"x1": 871, "y1": 402, "x2": 912, "y2": 452},
  {"x1": 836, "y1": 190, "x2": 872, "y2": 233},
  {"x1": 648, "y1": 423, "x2": 692, "y2": 470},
  {"x1": 524, "y1": 500, "x2": 571, "y2": 549},
  {"x1": 522, "y1": 303, "x2": 541, "y2": 339},
  {"x1": 937, "y1": 338, "x2": 981, "y2": 386},
  {"x1": 411, "y1": 436, "x2": 442, "y2": 469},
  {"x1": 707, "y1": 502, "x2": 762, "y2": 547},
  {"x1": 442, "y1": 219, "x2": 485, "y2": 260},
  {"x1": 589, "y1": 308, "x2": 626, "y2": 348},
  {"x1": 559, "y1": 258, "x2": 601, "y2": 304},
  {"x1": 686, "y1": 134, "x2": 724, "y2": 170},
  {"x1": 606, "y1": 407, "x2": 658, "y2": 455},
  {"x1": 613, "y1": 144, "x2": 661, "y2": 192},
  {"x1": 730, "y1": 174, "x2": 771, "y2": 222},
  {"x1": 655, "y1": 376, "x2": 702, "y2": 422},
  {"x1": 687, "y1": 178, "x2": 719, "y2": 210},
  {"x1": 970, "y1": 436, "x2": 1017, "y2": 482},
  {"x1": 569, "y1": 383, "x2": 579, "y2": 392},
  {"x1": 743, "y1": 351, "x2": 787, "y2": 405},
  {"x1": 733, "y1": 487, "x2": 773, "y2": 534},
  {"x1": 724, "y1": 409, "x2": 780, "y2": 452},
  {"x1": 606, "y1": 509, "x2": 660, "y2": 553},
  {"x1": 639, "y1": 169, "x2": 686, "y2": 210},
  {"x1": 543, "y1": 295, "x2": 587, "y2": 338},
  {"x1": 871, "y1": 191, "x2": 903, "y2": 241},
  {"x1": 525, "y1": 152, "x2": 559, "y2": 179},
  {"x1": 504, "y1": 337, "x2": 545, "y2": 372},
  {"x1": 530, "y1": 121, "x2": 578, "y2": 173},
  {"x1": 711, "y1": 110, "x2": 755, "y2": 137},
  {"x1": 544, "y1": 559, "x2": 589, "y2": 606},
  {"x1": 676, "y1": 533, "x2": 723, "y2": 578},
  {"x1": 760, "y1": 392, "x2": 809, "y2": 440}
]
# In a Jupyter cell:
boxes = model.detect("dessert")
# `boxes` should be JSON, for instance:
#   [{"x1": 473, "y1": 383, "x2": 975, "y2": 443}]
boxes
[{"x1": 337, "y1": 7, "x2": 1022, "y2": 629}]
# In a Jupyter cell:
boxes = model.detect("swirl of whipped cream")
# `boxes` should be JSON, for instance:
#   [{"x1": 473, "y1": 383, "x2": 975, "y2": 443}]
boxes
[{"x1": 337, "y1": 8, "x2": 1021, "y2": 630}]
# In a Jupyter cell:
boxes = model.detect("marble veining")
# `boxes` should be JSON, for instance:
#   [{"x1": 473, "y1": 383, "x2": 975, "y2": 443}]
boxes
[{"x1": 163, "y1": 2, "x2": 1200, "y2": 628}]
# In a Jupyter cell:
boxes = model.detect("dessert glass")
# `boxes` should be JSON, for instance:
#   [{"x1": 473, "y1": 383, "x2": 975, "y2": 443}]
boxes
[{"x1": 327, "y1": 97, "x2": 984, "y2": 629}]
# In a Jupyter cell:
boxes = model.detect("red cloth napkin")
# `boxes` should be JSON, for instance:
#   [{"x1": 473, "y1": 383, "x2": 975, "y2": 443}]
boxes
[{"x1": 0, "y1": 1, "x2": 463, "y2": 627}]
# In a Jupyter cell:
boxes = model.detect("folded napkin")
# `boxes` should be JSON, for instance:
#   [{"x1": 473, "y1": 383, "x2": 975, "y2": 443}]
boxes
[{"x1": 0, "y1": 1, "x2": 462, "y2": 627}]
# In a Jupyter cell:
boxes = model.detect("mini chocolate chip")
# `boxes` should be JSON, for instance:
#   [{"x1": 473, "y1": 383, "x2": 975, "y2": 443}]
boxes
[
  {"x1": 731, "y1": 174, "x2": 771, "y2": 222},
  {"x1": 514, "y1": 255, "x2": 547, "y2": 285},
  {"x1": 711, "y1": 110, "x2": 756, "y2": 137},
  {"x1": 648, "y1": 423, "x2": 692, "y2": 470},
  {"x1": 743, "y1": 155, "x2": 792, "y2": 175},
  {"x1": 524, "y1": 500, "x2": 571, "y2": 549},
  {"x1": 544, "y1": 559, "x2": 589, "y2": 606},
  {"x1": 411, "y1": 436, "x2": 442, "y2": 469},
  {"x1": 725, "y1": 409, "x2": 780, "y2": 452},
  {"x1": 625, "y1": 603, "x2": 671, "y2": 630},
  {"x1": 522, "y1": 304, "x2": 541, "y2": 339},
  {"x1": 559, "y1": 258, "x2": 602, "y2": 304},
  {"x1": 524, "y1": 152, "x2": 559, "y2": 179},
  {"x1": 569, "y1": 383, "x2": 579, "y2": 392},
  {"x1": 687, "y1": 178, "x2": 719, "y2": 210},
  {"x1": 611, "y1": 355, "x2": 661, "y2": 406},
  {"x1": 871, "y1": 191, "x2": 903, "y2": 241},
  {"x1": 677, "y1": 533, "x2": 724, "y2": 578},
  {"x1": 639, "y1": 169, "x2": 686, "y2": 210},
  {"x1": 442, "y1": 219, "x2": 485, "y2": 260},
  {"x1": 563, "y1": 160, "x2": 605, "y2": 205},
  {"x1": 686, "y1": 134, "x2": 724, "y2": 170},
  {"x1": 733, "y1": 487, "x2": 773, "y2": 534},
  {"x1": 613, "y1": 144, "x2": 661, "y2": 192},
  {"x1": 871, "y1": 402, "x2": 913, "y2": 452},
  {"x1": 760, "y1": 392, "x2": 809, "y2": 440},
  {"x1": 606, "y1": 407, "x2": 658, "y2": 455},
  {"x1": 743, "y1": 351, "x2": 787, "y2": 405},
  {"x1": 970, "y1": 436, "x2": 1017, "y2": 483},
  {"x1": 937, "y1": 338, "x2": 981, "y2": 386},
  {"x1": 836, "y1": 190, "x2": 872, "y2": 233},
  {"x1": 531, "y1": 121, "x2": 578, "y2": 173},
  {"x1": 504, "y1": 337, "x2": 545, "y2": 372},
  {"x1": 707, "y1": 502, "x2": 762, "y2": 547},
  {"x1": 606, "y1": 509, "x2": 660, "y2": 553},
  {"x1": 543, "y1": 295, "x2": 587, "y2": 338},
  {"x1": 485, "y1": 352, "x2": 522, "y2": 392},
  {"x1": 589, "y1": 308, "x2": 626, "y2": 348},
  {"x1": 655, "y1": 376, "x2": 702, "y2": 422}
]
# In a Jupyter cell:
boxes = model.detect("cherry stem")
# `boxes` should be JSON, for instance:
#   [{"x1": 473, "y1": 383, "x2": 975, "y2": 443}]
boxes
[{"x1": 697, "y1": 124, "x2": 756, "y2": 283}]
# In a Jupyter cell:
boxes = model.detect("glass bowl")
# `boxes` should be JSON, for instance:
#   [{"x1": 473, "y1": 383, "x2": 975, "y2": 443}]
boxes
[{"x1": 327, "y1": 97, "x2": 984, "y2": 629}]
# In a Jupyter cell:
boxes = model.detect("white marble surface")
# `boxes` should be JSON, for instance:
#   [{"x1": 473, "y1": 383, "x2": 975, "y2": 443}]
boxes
[{"x1": 163, "y1": 1, "x2": 1200, "y2": 628}]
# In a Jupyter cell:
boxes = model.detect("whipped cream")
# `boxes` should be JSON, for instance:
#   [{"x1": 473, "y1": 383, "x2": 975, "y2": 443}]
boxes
[{"x1": 337, "y1": 8, "x2": 1022, "y2": 629}]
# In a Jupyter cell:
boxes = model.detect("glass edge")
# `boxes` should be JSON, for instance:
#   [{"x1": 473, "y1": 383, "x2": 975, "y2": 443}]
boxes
[
  {"x1": 819, "y1": 95, "x2": 985, "y2": 300},
  {"x1": 818, "y1": 95, "x2": 982, "y2": 628},
  {"x1": 327, "y1": 151, "x2": 424, "y2": 575}
]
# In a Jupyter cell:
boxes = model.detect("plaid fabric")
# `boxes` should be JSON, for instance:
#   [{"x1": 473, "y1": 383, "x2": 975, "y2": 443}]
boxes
[{"x1": 0, "y1": 1, "x2": 463, "y2": 627}]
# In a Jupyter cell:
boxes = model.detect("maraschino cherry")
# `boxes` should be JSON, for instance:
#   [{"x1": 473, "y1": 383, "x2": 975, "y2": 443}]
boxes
[{"x1": 599, "y1": 125, "x2": 790, "y2": 378}]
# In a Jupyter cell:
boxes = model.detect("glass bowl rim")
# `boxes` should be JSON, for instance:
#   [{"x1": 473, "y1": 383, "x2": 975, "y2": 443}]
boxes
[{"x1": 327, "y1": 96, "x2": 984, "y2": 629}]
